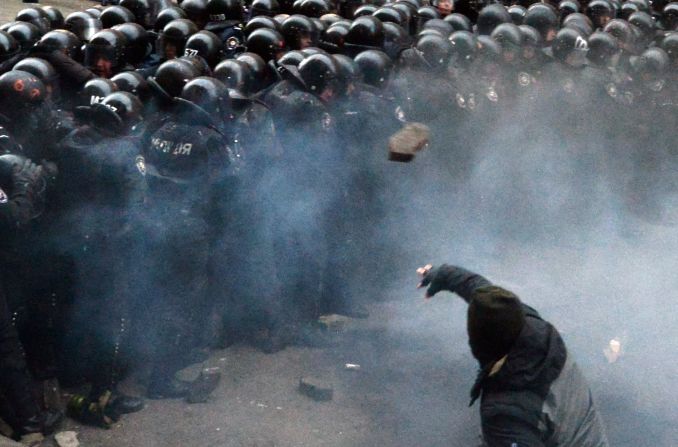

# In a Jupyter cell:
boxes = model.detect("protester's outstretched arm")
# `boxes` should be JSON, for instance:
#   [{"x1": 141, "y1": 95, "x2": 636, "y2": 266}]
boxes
[{"x1": 417, "y1": 264, "x2": 492, "y2": 303}]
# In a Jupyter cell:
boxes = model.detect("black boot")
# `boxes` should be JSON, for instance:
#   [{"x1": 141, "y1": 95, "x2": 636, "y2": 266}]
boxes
[{"x1": 108, "y1": 394, "x2": 145, "y2": 415}]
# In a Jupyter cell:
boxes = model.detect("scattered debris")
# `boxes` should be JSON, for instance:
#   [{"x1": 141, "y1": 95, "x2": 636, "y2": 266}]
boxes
[
  {"x1": 54, "y1": 431, "x2": 79, "y2": 447},
  {"x1": 388, "y1": 122, "x2": 431, "y2": 162},
  {"x1": 299, "y1": 377, "x2": 333, "y2": 402},
  {"x1": 345, "y1": 363, "x2": 361, "y2": 371},
  {"x1": 318, "y1": 314, "x2": 352, "y2": 331},
  {"x1": 603, "y1": 338, "x2": 622, "y2": 363}
]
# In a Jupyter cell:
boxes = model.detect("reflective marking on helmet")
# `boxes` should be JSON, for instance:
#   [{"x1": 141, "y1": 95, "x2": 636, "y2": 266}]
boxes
[
  {"x1": 456, "y1": 93, "x2": 466, "y2": 108},
  {"x1": 184, "y1": 48, "x2": 199, "y2": 57},
  {"x1": 575, "y1": 36, "x2": 588, "y2": 50},
  {"x1": 90, "y1": 95, "x2": 105, "y2": 105},
  {"x1": 210, "y1": 13, "x2": 227, "y2": 21},
  {"x1": 322, "y1": 112, "x2": 332, "y2": 130},
  {"x1": 518, "y1": 72, "x2": 530, "y2": 87},
  {"x1": 395, "y1": 105, "x2": 406, "y2": 122},
  {"x1": 13, "y1": 80, "x2": 25, "y2": 92},
  {"x1": 226, "y1": 37, "x2": 240, "y2": 50},
  {"x1": 0, "y1": 187, "x2": 7, "y2": 204},
  {"x1": 135, "y1": 155, "x2": 146, "y2": 176},
  {"x1": 606, "y1": 83, "x2": 617, "y2": 97},
  {"x1": 486, "y1": 87, "x2": 498, "y2": 102},
  {"x1": 104, "y1": 104, "x2": 118, "y2": 113}
]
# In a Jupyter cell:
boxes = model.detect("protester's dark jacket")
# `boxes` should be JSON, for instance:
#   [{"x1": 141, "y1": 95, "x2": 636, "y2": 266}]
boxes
[{"x1": 435, "y1": 266, "x2": 609, "y2": 447}]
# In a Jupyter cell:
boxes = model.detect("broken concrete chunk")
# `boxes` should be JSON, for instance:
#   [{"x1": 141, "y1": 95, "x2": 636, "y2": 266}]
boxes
[
  {"x1": 299, "y1": 377, "x2": 333, "y2": 402},
  {"x1": 388, "y1": 122, "x2": 431, "y2": 162},
  {"x1": 55, "y1": 431, "x2": 80, "y2": 447}
]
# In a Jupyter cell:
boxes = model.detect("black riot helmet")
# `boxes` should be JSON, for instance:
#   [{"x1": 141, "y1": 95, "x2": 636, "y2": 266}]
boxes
[
  {"x1": 251, "y1": 0, "x2": 281, "y2": 17},
  {"x1": 491, "y1": 23, "x2": 523, "y2": 62},
  {"x1": 552, "y1": 27, "x2": 588, "y2": 65},
  {"x1": 80, "y1": 77, "x2": 118, "y2": 107},
  {"x1": 373, "y1": 6, "x2": 406, "y2": 26},
  {"x1": 519, "y1": 24, "x2": 543, "y2": 58},
  {"x1": 660, "y1": 32, "x2": 678, "y2": 63},
  {"x1": 587, "y1": 0, "x2": 615, "y2": 29},
  {"x1": 89, "y1": 91, "x2": 144, "y2": 133},
  {"x1": 148, "y1": 58, "x2": 200, "y2": 99},
  {"x1": 178, "y1": 76, "x2": 231, "y2": 118},
  {"x1": 332, "y1": 53, "x2": 359, "y2": 95},
  {"x1": 236, "y1": 52, "x2": 268, "y2": 91},
  {"x1": 444, "y1": 13, "x2": 472, "y2": 31},
  {"x1": 112, "y1": 70, "x2": 151, "y2": 100},
  {"x1": 620, "y1": 2, "x2": 640, "y2": 19},
  {"x1": 0, "y1": 32, "x2": 20, "y2": 66},
  {"x1": 507, "y1": 5, "x2": 527, "y2": 25},
  {"x1": 101, "y1": 6, "x2": 136, "y2": 28},
  {"x1": 422, "y1": 18, "x2": 453, "y2": 36},
  {"x1": 180, "y1": 0, "x2": 209, "y2": 26},
  {"x1": 354, "y1": 5, "x2": 378, "y2": 18},
  {"x1": 206, "y1": 0, "x2": 244, "y2": 23},
  {"x1": 524, "y1": 3, "x2": 559, "y2": 44},
  {"x1": 558, "y1": 0, "x2": 580, "y2": 21},
  {"x1": 662, "y1": 3, "x2": 678, "y2": 31},
  {"x1": 42, "y1": 6, "x2": 65, "y2": 30},
  {"x1": 154, "y1": 7, "x2": 188, "y2": 31},
  {"x1": 112, "y1": 22, "x2": 151, "y2": 66},
  {"x1": 449, "y1": 30, "x2": 476, "y2": 66},
  {"x1": 476, "y1": 34, "x2": 501, "y2": 62},
  {"x1": 282, "y1": 15, "x2": 319, "y2": 50},
  {"x1": 159, "y1": 19, "x2": 199, "y2": 59},
  {"x1": 300, "y1": 0, "x2": 330, "y2": 18},
  {"x1": 345, "y1": 16, "x2": 385, "y2": 55},
  {"x1": 603, "y1": 19, "x2": 636, "y2": 51},
  {"x1": 119, "y1": 0, "x2": 156, "y2": 29},
  {"x1": 632, "y1": 46, "x2": 669, "y2": 80},
  {"x1": 84, "y1": 8, "x2": 103, "y2": 20},
  {"x1": 185, "y1": 30, "x2": 223, "y2": 67},
  {"x1": 7, "y1": 22, "x2": 43, "y2": 52},
  {"x1": 13, "y1": 58, "x2": 58, "y2": 97},
  {"x1": 298, "y1": 53, "x2": 338, "y2": 98},
  {"x1": 586, "y1": 31, "x2": 619, "y2": 65},
  {"x1": 84, "y1": 29, "x2": 128, "y2": 78},
  {"x1": 244, "y1": 16, "x2": 282, "y2": 36},
  {"x1": 278, "y1": 49, "x2": 306, "y2": 65},
  {"x1": 383, "y1": 21, "x2": 411, "y2": 55},
  {"x1": 391, "y1": 2, "x2": 415, "y2": 33},
  {"x1": 0, "y1": 71, "x2": 46, "y2": 122},
  {"x1": 354, "y1": 49, "x2": 392, "y2": 88},
  {"x1": 416, "y1": 6, "x2": 440, "y2": 33},
  {"x1": 319, "y1": 23, "x2": 349, "y2": 53},
  {"x1": 214, "y1": 59, "x2": 252, "y2": 93},
  {"x1": 477, "y1": 4, "x2": 512, "y2": 36},
  {"x1": 628, "y1": 11, "x2": 656, "y2": 43},
  {"x1": 415, "y1": 32, "x2": 453, "y2": 70},
  {"x1": 562, "y1": 13, "x2": 594, "y2": 36},
  {"x1": 246, "y1": 28, "x2": 286, "y2": 61},
  {"x1": 38, "y1": 30, "x2": 82, "y2": 60},
  {"x1": 628, "y1": 0, "x2": 650, "y2": 13},
  {"x1": 65, "y1": 12, "x2": 103, "y2": 42},
  {"x1": 15, "y1": 7, "x2": 51, "y2": 34},
  {"x1": 320, "y1": 13, "x2": 343, "y2": 26}
]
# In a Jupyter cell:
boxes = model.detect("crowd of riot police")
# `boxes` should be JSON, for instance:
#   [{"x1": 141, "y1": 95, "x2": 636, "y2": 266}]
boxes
[{"x1": 0, "y1": 0, "x2": 676, "y2": 444}]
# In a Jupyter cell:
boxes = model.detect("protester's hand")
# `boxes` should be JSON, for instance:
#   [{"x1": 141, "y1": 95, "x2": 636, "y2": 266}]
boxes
[{"x1": 417, "y1": 264, "x2": 445, "y2": 299}]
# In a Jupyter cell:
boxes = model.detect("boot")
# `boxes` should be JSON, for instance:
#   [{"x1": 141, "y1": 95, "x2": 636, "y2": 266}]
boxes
[{"x1": 185, "y1": 368, "x2": 221, "y2": 404}]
